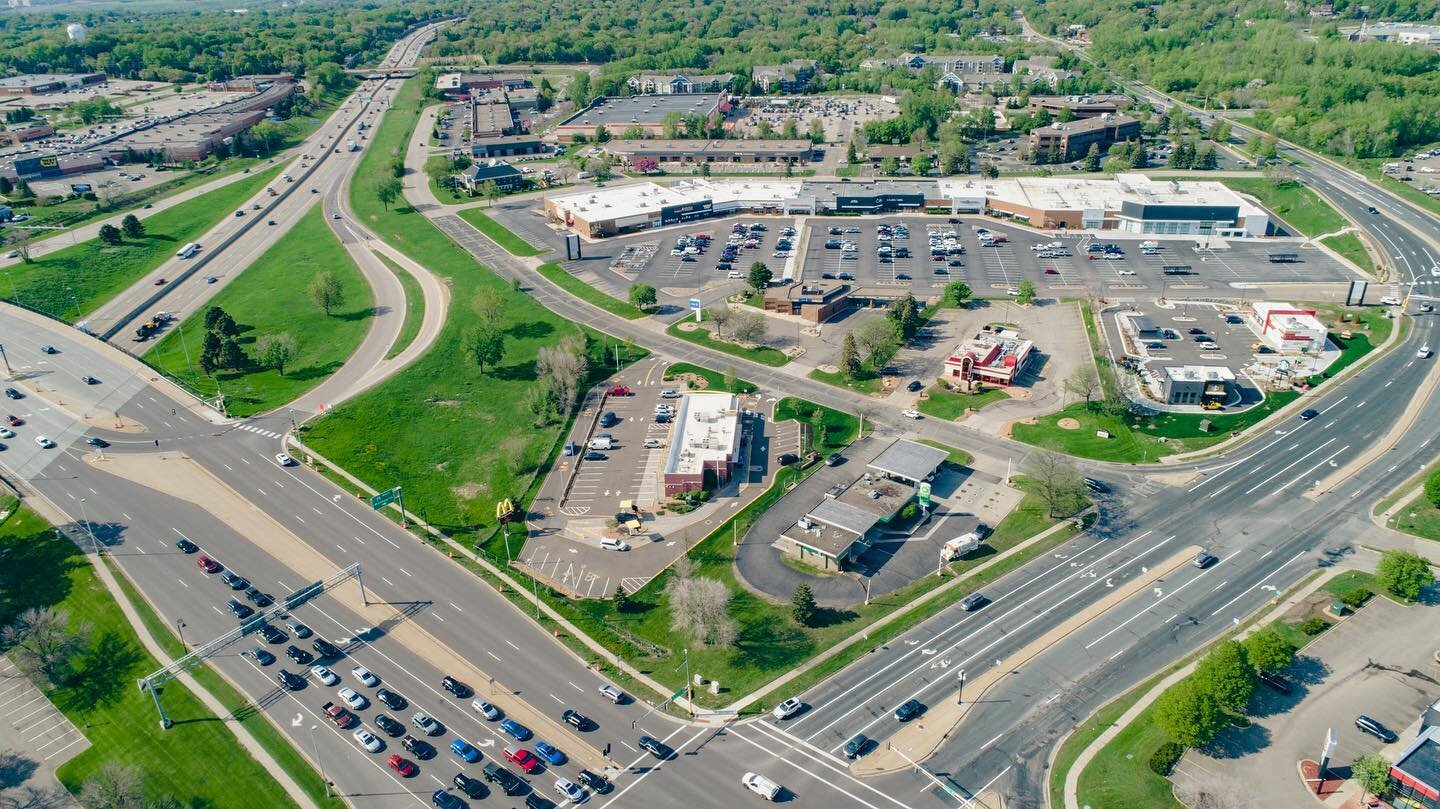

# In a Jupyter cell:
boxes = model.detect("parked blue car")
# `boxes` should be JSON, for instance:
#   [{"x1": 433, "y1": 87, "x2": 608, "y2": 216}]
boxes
[
  {"x1": 534, "y1": 741, "x2": 565, "y2": 765},
  {"x1": 499, "y1": 719, "x2": 531, "y2": 741},
  {"x1": 450, "y1": 738, "x2": 480, "y2": 763}
]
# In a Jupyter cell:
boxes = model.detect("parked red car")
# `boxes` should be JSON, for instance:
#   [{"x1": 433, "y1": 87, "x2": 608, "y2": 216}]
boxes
[
  {"x1": 196, "y1": 555, "x2": 221, "y2": 573},
  {"x1": 608, "y1": 386, "x2": 632, "y2": 397},
  {"x1": 388, "y1": 754, "x2": 417, "y2": 777}
]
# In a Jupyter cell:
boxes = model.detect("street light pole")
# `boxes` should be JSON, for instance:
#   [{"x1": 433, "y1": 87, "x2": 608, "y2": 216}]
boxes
[
  {"x1": 956, "y1": 668, "x2": 967, "y2": 706},
  {"x1": 176, "y1": 619, "x2": 186, "y2": 649},
  {"x1": 78, "y1": 498, "x2": 100, "y2": 555},
  {"x1": 683, "y1": 648, "x2": 692, "y2": 718},
  {"x1": 309, "y1": 725, "x2": 331, "y2": 798}
]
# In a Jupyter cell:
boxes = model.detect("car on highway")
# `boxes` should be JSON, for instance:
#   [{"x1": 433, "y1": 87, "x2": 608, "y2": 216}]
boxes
[
  {"x1": 499, "y1": 719, "x2": 530, "y2": 740},
  {"x1": 3, "y1": 388, "x2": 21, "y2": 400},
  {"x1": 412, "y1": 711, "x2": 443, "y2": 736},
  {"x1": 1193, "y1": 551, "x2": 1218, "y2": 569},
  {"x1": 259, "y1": 624, "x2": 286, "y2": 644},
  {"x1": 771, "y1": 698, "x2": 804, "y2": 720},
  {"x1": 338, "y1": 688, "x2": 369, "y2": 710},
  {"x1": 227, "y1": 599, "x2": 254, "y2": 620},
  {"x1": 431, "y1": 789, "x2": 461, "y2": 809},
  {"x1": 153, "y1": 278, "x2": 166, "y2": 285},
  {"x1": 451, "y1": 738, "x2": 481, "y2": 763},
  {"x1": 375, "y1": 713, "x2": 404, "y2": 737},
  {"x1": 959, "y1": 593, "x2": 987, "y2": 611},
  {"x1": 286, "y1": 620, "x2": 311, "y2": 638},
  {"x1": 283, "y1": 644, "x2": 312, "y2": 663},
  {"x1": 472, "y1": 698, "x2": 502, "y2": 720},
  {"x1": 555, "y1": 777, "x2": 586, "y2": 803},
  {"x1": 34, "y1": 436, "x2": 55, "y2": 449},
  {"x1": 441, "y1": 675, "x2": 471, "y2": 698},
  {"x1": 4, "y1": 415, "x2": 21, "y2": 427},
  {"x1": 742, "y1": 772, "x2": 782, "y2": 800},
  {"x1": 1420, "y1": 345, "x2": 1433, "y2": 359},
  {"x1": 578, "y1": 769, "x2": 609, "y2": 793},
  {"x1": 638, "y1": 735, "x2": 667, "y2": 758},
  {"x1": 221, "y1": 572, "x2": 249, "y2": 590},
  {"x1": 844, "y1": 733, "x2": 869, "y2": 759},
  {"x1": 1368, "y1": 206, "x2": 1379, "y2": 214},
  {"x1": 534, "y1": 741, "x2": 565, "y2": 765},
  {"x1": 388, "y1": 754, "x2": 416, "y2": 776},
  {"x1": 503, "y1": 745, "x2": 541, "y2": 773},
  {"x1": 894, "y1": 699, "x2": 924, "y2": 721},
  {"x1": 276, "y1": 669, "x2": 304, "y2": 691},
  {"x1": 275, "y1": 453, "x2": 295, "y2": 466},
  {"x1": 598, "y1": 684, "x2": 625, "y2": 704},
  {"x1": 484, "y1": 761, "x2": 525, "y2": 794},
  {"x1": 311, "y1": 665, "x2": 339, "y2": 686},
  {"x1": 562, "y1": 709, "x2": 590, "y2": 731},
  {"x1": 251, "y1": 647, "x2": 275, "y2": 666},
  {"x1": 245, "y1": 587, "x2": 273, "y2": 607},
  {"x1": 1356, "y1": 714, "x2": 1397, "y2": 742},
  {"x1": 453, "y1": 772, "x2": 485, "y2": 797},
  {"x1": 900, "y1": 409, "x2": 921, "y2": 419},
  {"x1": 402, "y1": 735, "x2": 434, "y2": 759},
  {"x1": 175, "y1": 538, "x2": 198, "y2": 553},
  {"x1": 1300, "y1": 408, "x2": 1319, "y2": 420},
  {"x1": 352, "y1": 666, "x2": 380, "y2": 687},
  {"x1": 311, "y1": 637, "x2": 340, "y2": 658},
  {"x1": 39, "y1": 345, "x2": 56, "y2": 354},
  {"x1": 353, "y1": 728, "x2": 383, "y2": 753}
]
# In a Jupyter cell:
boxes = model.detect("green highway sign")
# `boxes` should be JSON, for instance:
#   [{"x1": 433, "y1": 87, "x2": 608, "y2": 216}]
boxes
[{"x1": 370, "y1": 487, "x2": 401, "y2": 509}]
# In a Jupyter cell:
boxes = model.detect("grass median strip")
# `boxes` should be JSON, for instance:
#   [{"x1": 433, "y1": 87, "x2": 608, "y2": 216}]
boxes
[
  {"x1": 916, "y1": 383, "x2": 1009, "y2": 420},
  {"x1": 456, "y1": 208, "x2": 543, "y2": 257},
  {"x1": 147, "y1": 206, "x2": 374, "y2": 416},
  {"x1": 1212, "y1": 177, "x2": 1346, "y2": 238},
  {"x1": 1321, "y1": 232, "x2": 1375, "y2": 275},
  {"x1": 808, "y1": 367, "x2": 883, "y2": 395},
  {"x1": 8, "y1": 165, "x2": 283, "y2": 321},
  {"x1": 379, "y1": 252, "x2": 425, "y2": 360},
  {"x1": 535, "y1": 261, "x2": 646, "y2": 319},
  {"x1": 0, "y1": 505, "x2": 301, "y2": 808}
]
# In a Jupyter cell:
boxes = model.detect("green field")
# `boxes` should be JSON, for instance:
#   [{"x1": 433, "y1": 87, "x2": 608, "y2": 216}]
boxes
[
  {"x1": 379, "y1": 253, "x2": 426, "y2": 360},
  {"x1": 917, "y1": 384, "x2": 1010, "y2": 420},
  {"x1": 535, "y1": 262, "x2": 646, "y2": 319},
  {"x1": 1321, "y1": 233, "x2": 1376, "y2": 276},
  {"x1": 1391, "y1": 491, "x2": 1440, "y2": 543},
  {"x1": 0, "y1": 506, "x2": 302, "y2": 808},
  {"x1": 665, "y1": 312, "x2": 791, "y2": 367},
  {"x1": 299, "y1": 75, "x2": 646, "y2": 543},
  {"x1": 456, "y1": 208, "x2": 544, "y2": 257},
  {"x1": 7, "y1": 166, "x2": 283, "y2": 321},
  {"x1": 914, "y1": 438, "x2": 974, "y2": 467},
  {"x1": 774, "y1": 397, "x2": 860, "y2": 455},
  {"x1": 147, "y1": 206, "x2": 374, "y2": 415},
  {"x1": 661, "y1": 362, "x2": 757, "y2": 394},
  {"x1": 808, "y1": 367, "x2": 884, "y2": 395},
  {"x1": 1217, "y1": 178, "x2": 1347, "y2": 238}
]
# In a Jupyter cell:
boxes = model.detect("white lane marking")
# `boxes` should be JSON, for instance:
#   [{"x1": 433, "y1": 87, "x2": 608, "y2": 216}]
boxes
[
  {"x1": 1276, "y1": 444, "x2": 1350, "y2": 493},
  {"x1": 597, "y1": 726, "x2": 706, "y2": 809},
  {"x1": 1241, "y1": 437, "x2": 1337, "y2": 495},
  {"x1": 1209, "y1": 551, "x2": 1308, "y2": 617},
  {"x1": 741, "y1": 724, "x2": 904, "y2": 809},
  {"x1": 1085, "y1": 559, "x2": 1227, "y2": 650},
  {"x1": 486, "y1": 651, "x2": 501, "y2": 662}
]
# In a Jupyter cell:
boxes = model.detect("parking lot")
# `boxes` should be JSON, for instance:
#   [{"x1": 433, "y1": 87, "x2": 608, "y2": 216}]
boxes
[
  {"x1": 0, "y1": 654, "x2": 88, "y2": 805},
  {"x1": 730, "y1": 95, "x2": 898, "y2": 145},
  {"x1": 1105, "y1": 301, "x2": 1266, "y2": 408},
  {"x1": 559, "y1": 378, "x2": 679, "y2": 519}
]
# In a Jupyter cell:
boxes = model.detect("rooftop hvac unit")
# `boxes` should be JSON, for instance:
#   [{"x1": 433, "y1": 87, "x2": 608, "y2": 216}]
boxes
[{"x1": 798, "y1": 517, "x2": 812, "y2": 530}]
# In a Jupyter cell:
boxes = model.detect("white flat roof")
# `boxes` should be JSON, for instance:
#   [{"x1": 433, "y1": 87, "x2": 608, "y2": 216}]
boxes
[
  {"x1": 1162, "y1": 365, "x2": 1235, "y2": 382},
  {"x1": 663, "y1": 392, "x2": 741, "y2": 476},
  {"x1": 939, "y1": 173, "x2": 1262, "y2": 215},
  {"x1": 545, "y1": 179, "x2": 803, "y2": 222}
]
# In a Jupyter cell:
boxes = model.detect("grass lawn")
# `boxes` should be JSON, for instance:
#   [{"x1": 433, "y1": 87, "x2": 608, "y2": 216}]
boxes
[
  {"x1": 988, "y1": 476, "x2": 1089, "y2": 546},
  {"x1": 661, "y1": 361, "x2": 757, "y2": 394},
  {"x1": 1391, "y1": 491, "x2": 1440, "y2": 542},
  {"x1": 456, "y1": 208, "x2": 544, "y2": 257},
  {"x1": 299, "y1": 75, "x2": 648, "y2": 544},
  {"x1": 774, "y1": 397, "x2": 860, "y2": 455},
  {"x1": 1074, "y1": 697, "x2": 1185, "y2": 809},
  {"x1": 834, "y1": 164, "x2": 862, "y2": 178},
  {"x1": 917, "y1": 383, "x2": 1010, "y2": 420},
  {"x1": 1048, "y1": 673, "x2": 1159, "y2": 807},
  {"x1": 535, "y1": 261, "x2": 647, "y2": 320},
  {"x1": 915, "y1": 438, "x2": 974, "y2": 467},
  {"x1": 8, "y1": 165, "x2": 283, "y2": 321},
  {"x1": 1322, "y1": 233, "x2": 1375, "y2": 276},
  {"x1": 146, "y1": 206, "x2": 374, "y2": 416},
  {"x1": 665, "y1": 312, "x2": 791, "y2": 367},
  {"x1": 0, "y1": 506, "x2": 302, "y2": 808},
  {"x1": 379, "y1": 253, "x2": 425, "y2": 360},
  {"x1": 1216, "y1": 178, "x2": 1347, "y2": 238},
  {"x1": 808, "y1": 367, "x2": 884, "y2": 395}
]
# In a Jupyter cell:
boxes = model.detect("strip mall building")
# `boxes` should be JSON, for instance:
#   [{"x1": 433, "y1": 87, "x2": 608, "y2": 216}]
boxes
[{"x1": 543, "y1": 174, "x2": 1270, "y2": 238}]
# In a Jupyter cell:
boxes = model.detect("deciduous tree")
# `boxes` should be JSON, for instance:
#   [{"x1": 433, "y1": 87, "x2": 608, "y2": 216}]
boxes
[
  {"x1": 375, "y1": 177, "x2": 402, "y2": 211},
  {"x1": 747, "y1": 262, "x2": 773, "y2": 293},
  {"x1": 853, "y1": 316, "x2": 901, "y2": 368},
  {"x1": 307, "y1": 271, "x2": 345, "y2": 316},
  {"x1": 120, "y1": 214, "x2": 144, "y2": 239},
  {"x1": 1063, "y1": 364, "x2": 1102, "y2": 409},
  {"x1": 256, "y1": 333, "x2": 297, "y2": 376},
  {"x1": 97, "y1": 224, "x2": 122, "y2": 246},
  {"x1": 461, "y1": 323, "x2": 505, "y2": 375},
  {"x1": 1016, "y1": 279, "x2": 1037, "y2": 305},
  {"x1": 2, "y1": 608, "x2": 88, "y2": 688},
  {"x1": 944, "y1": 281, "x2": 972, "y2": 307},
  {"x1": 1377, "y1": 549, "x2": 1433, "y2": 600},
  {"x1": 1021, "y1": 450, "x2": 1089, "y2": 519},
  {"x1": 1192, "y1": 640, "x2": 1255, "y2": 715},
  {"x1": 1153, "y1": 680, "x2": 1225, "y2": 748},
  {"x1": 628, "y1": 284, "x2": 657, "y2": 311},
  {"x1": 1242, "y1": 627, "x2": 1297, "y2": 675},
  {"x1": 1352, "y1": 755, "x2": 1392, "y2": 804}
]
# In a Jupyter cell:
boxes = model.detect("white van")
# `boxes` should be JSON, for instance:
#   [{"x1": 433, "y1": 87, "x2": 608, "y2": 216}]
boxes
[
  {"x1": 742, "y1": 772, "x2": 782, "y2": 800},
  {"x1": 588, "y1": 435, "x2": 614, "y2": 451}
]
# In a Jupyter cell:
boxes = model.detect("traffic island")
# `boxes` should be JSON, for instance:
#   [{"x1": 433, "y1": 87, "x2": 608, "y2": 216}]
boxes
[{"x1": 850, "y1": 544, "x2": 1202, "y2": 777}]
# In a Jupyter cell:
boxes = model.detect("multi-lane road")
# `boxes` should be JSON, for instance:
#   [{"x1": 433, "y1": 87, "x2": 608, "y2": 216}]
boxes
[{"x1": 5, "y1": 26, "x2": 1440, "y2": 809}]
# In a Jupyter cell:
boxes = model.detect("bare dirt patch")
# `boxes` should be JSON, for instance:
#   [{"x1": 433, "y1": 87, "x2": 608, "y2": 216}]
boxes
[{"x1": 1057, "y1": 417, "x2": 1081, "y2": 430}]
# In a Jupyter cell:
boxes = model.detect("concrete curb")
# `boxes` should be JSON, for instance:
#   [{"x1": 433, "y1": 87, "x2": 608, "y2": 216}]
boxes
[
  {"x1": 1056, "y1": 566, "x2": 1347, "y2": 809},
  {"x1": 10, "y1": 482, "x2": 324, "y2": 809}
]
